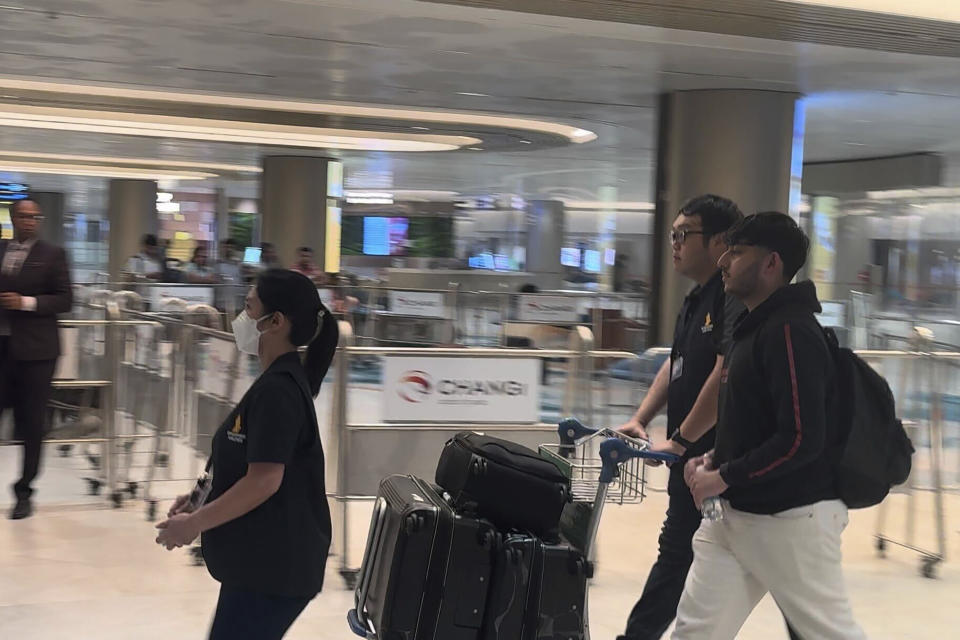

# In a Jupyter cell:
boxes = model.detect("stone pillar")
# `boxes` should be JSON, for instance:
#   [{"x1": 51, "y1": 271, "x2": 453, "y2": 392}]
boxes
[
  {"x1": 107, "y1": 179, "x2": 157, "y2": 281},
  {"x1": 651, "y1": 90, "x2": 801, "y2": 344},
  {"x1": 260, "y1": 156, "x2": 342, "y2": 272},
  {"x1": 525, "y1": 199, "x2": 565, "y2": 288}
]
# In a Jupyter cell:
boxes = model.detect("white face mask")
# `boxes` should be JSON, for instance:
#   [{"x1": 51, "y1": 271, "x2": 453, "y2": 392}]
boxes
[{"x1": 232, "y1": 310, "x2": 272, "y2": 355}]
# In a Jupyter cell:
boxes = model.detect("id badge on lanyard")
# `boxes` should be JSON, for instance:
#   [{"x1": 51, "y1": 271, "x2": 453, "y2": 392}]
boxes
[{"x1": 671, "y1": 355, "x2": 684, "y2": 381}]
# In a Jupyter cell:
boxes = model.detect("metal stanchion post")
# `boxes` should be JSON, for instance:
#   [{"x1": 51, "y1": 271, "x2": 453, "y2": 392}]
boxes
[
  {"x1": 333, "y1": 321, "x2": 356, "y2": 588},
  {"x1": 103, "y1": 300, "x2": 120, "y2": 504}
]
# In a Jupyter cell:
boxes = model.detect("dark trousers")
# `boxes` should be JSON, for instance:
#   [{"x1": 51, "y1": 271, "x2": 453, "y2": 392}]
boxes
[
  {"x1": 0, "y1": 337, "x2": 57, "y2": 500},
  {"x1": 208, "y1": 584, "x2": 313, "y2": 640},
  {"x1": 618, "y1": 463, "x2": 701, "y2": 640},
  {"x1": 619, "y1": 464, "x2": 803, "y2": 640}
]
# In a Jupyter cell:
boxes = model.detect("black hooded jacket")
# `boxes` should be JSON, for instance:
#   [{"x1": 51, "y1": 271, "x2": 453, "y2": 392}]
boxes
[{"x1": 715, "y1": 281, "x2": 839, "y2": 514}]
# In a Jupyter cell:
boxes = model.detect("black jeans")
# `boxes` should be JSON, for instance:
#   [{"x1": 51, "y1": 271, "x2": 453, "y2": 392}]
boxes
[
  {"x1": 618, "y1": 463, "x2": 701, "y2": 640},
  {"x1": 208, "y1": 584, "x2": 313, "y2": 640},
  {"x1": 0, "y1": 337, "x2": 57, "y2": 500},
  {"x1": 618, "y1": 464, "x2": 803, "y2": 640}
]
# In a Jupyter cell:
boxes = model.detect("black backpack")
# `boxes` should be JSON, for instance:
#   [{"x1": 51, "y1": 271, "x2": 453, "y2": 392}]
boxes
[{"x1": 823, "y1": 328, "x2": 915, "y2": 508}]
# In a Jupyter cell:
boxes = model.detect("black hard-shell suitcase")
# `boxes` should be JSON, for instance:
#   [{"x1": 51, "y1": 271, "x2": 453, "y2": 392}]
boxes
[
  {"x1": 436, "y1": 431, "x2": 570, "y2": 537},
  {"x1": 349, "y1": 474, "x2": 498, "y2": 640},
  {"x1": 482, "y1": 533, "x2": 590, "y2": 640}
]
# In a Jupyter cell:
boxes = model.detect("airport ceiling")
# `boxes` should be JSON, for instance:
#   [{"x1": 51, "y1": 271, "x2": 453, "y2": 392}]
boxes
[{"x1": 3, "y1": 0, "x2": 960, "y2": 203}]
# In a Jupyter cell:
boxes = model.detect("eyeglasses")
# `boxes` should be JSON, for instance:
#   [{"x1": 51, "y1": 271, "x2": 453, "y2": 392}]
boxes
[
  {"x1": 13, "y1": 214, "x2": 44, "y2": 222},
  {"x1": 670, "y1": 228, "x2": 705, "y2": 245}
]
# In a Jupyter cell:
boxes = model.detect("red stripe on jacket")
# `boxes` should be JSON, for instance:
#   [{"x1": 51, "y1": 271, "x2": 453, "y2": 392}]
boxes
[{"x1": 749, "y1": 324, "x2": 803, "y2": 478}]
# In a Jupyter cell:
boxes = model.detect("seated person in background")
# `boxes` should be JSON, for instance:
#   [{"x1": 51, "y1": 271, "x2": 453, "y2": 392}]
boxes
[
  {"x1": 125, "y1": 234, "x2": 164, "y2": 281},
  {"x1": 185, "y1": 245, "x2": 218, "y2": 284}
]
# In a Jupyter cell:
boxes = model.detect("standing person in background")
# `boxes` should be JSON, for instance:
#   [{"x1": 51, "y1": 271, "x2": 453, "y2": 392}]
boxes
[
  {"x1": 615, "y1": 195, "x2": 758, "y2": 640},
  {"x1": 0, "y1": 199, "x2": 73, "y2": 519},
  {"x1": 290, "y1": 246, "x2": 322, "y2": 283},
  {"x1": 673, "y1": 212, "x2": 864, "y2": 640},
  {"x1": 259, "y1": 242, "x2": 279, "y2": 271},
  {"x1": 156, "y1": 269, "x2": 338, "y2": 639},
  {"x1": 215, "y1": 238, "x2": 244, "y2": 314},
  {"x1": 124, "y1": 233, "x2": 164, "y2": 281},
  {"x1": 185, "y1": 244, "x2": 218, "y2": 284}
]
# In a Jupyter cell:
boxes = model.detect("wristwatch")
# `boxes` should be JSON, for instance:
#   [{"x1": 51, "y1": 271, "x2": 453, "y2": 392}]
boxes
[{"x1": 670, "y1": 430, "x2": 694, "y2": 450}]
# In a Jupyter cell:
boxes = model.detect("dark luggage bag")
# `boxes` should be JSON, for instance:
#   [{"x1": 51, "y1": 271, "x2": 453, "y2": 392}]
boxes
[
  {"x1": 481, "y1": 532, "x2": 589, "y2": 640},
  {"x1": 435, "y1": 431, "x2": 570, "y2": 538},
  {"x1": 349, "y1": 474, "x2": 498, "y2": 640}
]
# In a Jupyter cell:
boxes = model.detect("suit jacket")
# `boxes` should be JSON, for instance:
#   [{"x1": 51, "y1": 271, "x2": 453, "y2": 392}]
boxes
[{"x1": 0, "y1": 239, "x2": 73, "y2": 361}]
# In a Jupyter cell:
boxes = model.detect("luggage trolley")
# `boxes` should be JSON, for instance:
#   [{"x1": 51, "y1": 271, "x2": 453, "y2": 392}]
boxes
[{"x1": 347, "y1": 418, "x2": 677, "y2": 639}]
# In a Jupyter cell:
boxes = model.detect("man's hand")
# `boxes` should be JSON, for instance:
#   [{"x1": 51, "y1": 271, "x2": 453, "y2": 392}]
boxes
[
  {"x1": 155, "y1": 513, "x2": 201, "y2": 550},
  {"x1": 645, "y1": 439, "x2": 686, "y2": 467},
  {"x1": 617, "y1": 419, "x2": 648, "y2": 440},
  {"x1": 689, "y1": 466, "x2": 728, "y2": 509},
  {"x1": 684, "y1": 454, "x2": 706, "y2": 486},
  {"x1": 0, "y1": 292, "x2": 23, "y2": 310},
  {"x1": 167, "y1": 494, "x2": 193, "y2": 518}
]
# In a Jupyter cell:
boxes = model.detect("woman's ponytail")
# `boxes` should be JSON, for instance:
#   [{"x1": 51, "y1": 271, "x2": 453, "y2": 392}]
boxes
[{"x1": 304, "y1": 306, "x2": 339, "y2": 397}]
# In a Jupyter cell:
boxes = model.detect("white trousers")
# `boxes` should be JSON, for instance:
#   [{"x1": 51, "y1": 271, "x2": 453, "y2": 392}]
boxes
[{"x1": 671, "y1": 499, "x2": 867, "y2": 640}]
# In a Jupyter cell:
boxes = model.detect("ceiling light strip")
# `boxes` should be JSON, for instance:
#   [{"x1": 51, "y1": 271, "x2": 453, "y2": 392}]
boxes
[{"x1": 0, "y1": 77, "x2": 597, "y2": 143}]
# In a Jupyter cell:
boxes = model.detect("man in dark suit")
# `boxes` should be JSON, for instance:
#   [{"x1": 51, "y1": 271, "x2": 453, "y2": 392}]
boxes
[{"x1": 1, "y1": 199, "x2": 73, "y2": 519}]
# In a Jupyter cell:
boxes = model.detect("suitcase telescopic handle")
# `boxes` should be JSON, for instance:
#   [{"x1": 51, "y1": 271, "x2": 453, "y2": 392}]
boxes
[{"x1": 598, "y1": 438, "x2": 680, "y2": 483}]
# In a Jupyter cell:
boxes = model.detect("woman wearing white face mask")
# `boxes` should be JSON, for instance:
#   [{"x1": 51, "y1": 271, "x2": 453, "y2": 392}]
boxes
[{"x1": 156, "y1": 269, "x2": 339, "y2": 640}]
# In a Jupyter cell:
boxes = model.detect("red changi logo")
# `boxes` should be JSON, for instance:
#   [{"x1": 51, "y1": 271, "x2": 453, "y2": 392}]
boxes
[{"x1": 397, "y1": 370, "x2": 434, "y2": 403}]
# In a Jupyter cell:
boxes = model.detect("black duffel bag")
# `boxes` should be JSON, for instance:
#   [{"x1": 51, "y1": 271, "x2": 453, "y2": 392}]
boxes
[{"x1": 436, "y1": 431, "x2": 570, "y2": 538}]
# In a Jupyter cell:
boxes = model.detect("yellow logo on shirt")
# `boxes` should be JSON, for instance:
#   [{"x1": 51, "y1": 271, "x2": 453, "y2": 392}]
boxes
[
  {"x1": 701, "y1": 312, "x2": 714, "y2": 334},
  {"x1": 228, "y1": 415, "x2": 245, "y2": 443}
]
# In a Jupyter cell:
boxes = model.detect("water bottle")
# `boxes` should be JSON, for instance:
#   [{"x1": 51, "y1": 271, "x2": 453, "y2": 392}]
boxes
[
  {"x1": 697, "y1": 460, "x2": 724, "y2": 521},
  {"x1": 701, "y1": 495, "x2": 724, "y2": 521}
]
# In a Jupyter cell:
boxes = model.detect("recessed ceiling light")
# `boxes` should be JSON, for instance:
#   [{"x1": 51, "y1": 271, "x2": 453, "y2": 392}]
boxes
[
  {"x1": 456, "y1": 92, "x2": 490, "y2": 97},
  {"x1": 467, "y1": 147, "x2": 484, "y2": 151},
  {"x1": 519, "y1": 140, "x2": 532, "y2": 144},
  {"x1": 411, "y1": 126, "x2": 430, "y2": 131}
]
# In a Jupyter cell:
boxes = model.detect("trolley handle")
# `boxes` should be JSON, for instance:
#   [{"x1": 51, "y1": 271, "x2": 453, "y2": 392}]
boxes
[
  {"x1": 558, "y1": 417, "x2": 595, "y2": 445},
  {"x1": 599, "y1": 438, "x2": 680, "y2": 483}
]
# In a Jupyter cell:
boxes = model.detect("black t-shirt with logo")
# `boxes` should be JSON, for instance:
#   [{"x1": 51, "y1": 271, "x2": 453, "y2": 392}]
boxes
[
  {"x1": 667, "y1": 270, "x2": 743, "y2": 461},
  {"x1": 201, "y1": 352, "x2": 332, "y2": 598}
]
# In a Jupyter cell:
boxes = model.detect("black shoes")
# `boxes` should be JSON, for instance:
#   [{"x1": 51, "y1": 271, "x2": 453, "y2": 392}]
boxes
[{"x1": 9, "y1": 496, "x2": 32, "y2": 520}]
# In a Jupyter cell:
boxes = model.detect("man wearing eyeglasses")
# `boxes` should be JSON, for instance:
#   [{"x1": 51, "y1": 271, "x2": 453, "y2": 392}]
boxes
[
  {"x1": 0, "y1": 199, "x2": 73, "y2": 519},
  {"x1": 616, "y1": 195, "x2": 745, "y2": 640}
]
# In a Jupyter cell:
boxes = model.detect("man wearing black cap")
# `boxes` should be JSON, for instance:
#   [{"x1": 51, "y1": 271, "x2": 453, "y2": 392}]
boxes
[{"x1": 674, "y1": 212, "x2": 865, "y2": 639}]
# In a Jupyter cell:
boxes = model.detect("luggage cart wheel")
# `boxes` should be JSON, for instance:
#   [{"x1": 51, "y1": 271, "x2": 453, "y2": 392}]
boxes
[
  {"x1": 85, "y1": 478, "x2": 102, "y2": 496},
  {"x1": 190, "y1": 546, "x2": 205, "y2": 566},
  {"x1": 921, "y1": 557, "x2": 939, "y2": 579},
  {"x1": 57, "y1": 444, "x2": 73, "y2": 458},
  {"x1": 875, "y1": 537, "x2": 886, "y2": 557},
  {"x1": 146, "y1": 500, "x2": 158, "y2": 522},
  {"x1": 126, "y1": 481, "x2": 138, "y2": 498},
  {"x1": 155, "y1": 453, "x2": 169, "y2": 468},
  {"x1": 110, "y1": 491, "x2": 124, "y2": 509},
  {"x1": 340, "y1": 568, "x2": 360, "y2": 590}
]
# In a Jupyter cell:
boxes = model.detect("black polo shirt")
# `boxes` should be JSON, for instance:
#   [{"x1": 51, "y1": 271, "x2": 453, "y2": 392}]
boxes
[
  {"x1": 667, "y1": 270, "x2": 742, "y2": 459},
  {"x1": 201, "y1": 352, "x2": 332, "y2": 598}
]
